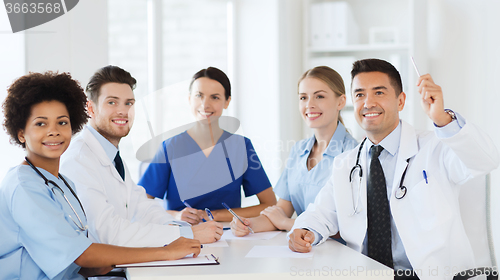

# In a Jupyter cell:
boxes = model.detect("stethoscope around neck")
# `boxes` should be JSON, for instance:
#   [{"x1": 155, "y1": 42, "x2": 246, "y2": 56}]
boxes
[
  {"x1": 348, "y1": 138, "x2": 411, "y2": 216},
  {"x1": 25, "y1": 157, "x2": 88, "y2": 233}
]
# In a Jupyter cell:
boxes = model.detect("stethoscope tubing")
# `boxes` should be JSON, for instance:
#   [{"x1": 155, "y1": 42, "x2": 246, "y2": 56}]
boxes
[
  {"x1": 349, "y1": 138, "x2": 411, "y2": 215},
  {"x1": 24, "y1": 157, "x2": 88, "y2": 232}
]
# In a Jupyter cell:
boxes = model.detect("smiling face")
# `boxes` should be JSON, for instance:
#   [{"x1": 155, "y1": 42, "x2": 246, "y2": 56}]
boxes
[
  {"x1": 352, "y1": 71, "x2": 406, "y2": 144},
  {"x1": 88, "y1": 82, "x2": 135, "y2": 147},
  {"x1": 298, "y1": 77, "x2": 346, "y2": 132},
  {"x1": 189, "y1": 77, "x2": 231, "y2": 124},
  {"x1": 17, "y1": 100, "x2": 72, "y2": 164}
]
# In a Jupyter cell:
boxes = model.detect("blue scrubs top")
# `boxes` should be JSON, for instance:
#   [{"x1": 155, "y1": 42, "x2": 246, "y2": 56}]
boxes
[
  {"x1": 139, "y1": 131, "x2": 272, "y2": 211},
  {"x1": 0, "y1": 165, "x2": 92, "y2": 280},
  {"x1": 274, "y1": 122, "x2": 357, "y2": 216}
]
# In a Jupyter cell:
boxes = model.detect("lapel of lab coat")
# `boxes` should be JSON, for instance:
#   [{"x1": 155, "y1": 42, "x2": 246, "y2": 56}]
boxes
[
  {"x1": 358, "y1": 122, "x2": 419, "y2": 221},
  {"x1": 389, "y1": 121, "x2": 418, "y2": 197},
  {"x1": 355, "y1": 122, "x2": 419, "y2": 253},
  {"x1": 81, "y1": 127, "x2": 125, "y2": 183}
]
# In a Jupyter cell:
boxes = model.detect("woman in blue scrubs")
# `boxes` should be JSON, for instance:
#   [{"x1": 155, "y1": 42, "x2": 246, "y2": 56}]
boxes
[
  {"x1": 231, "y1": 66, "x2": 357, "y2": 236},
  {"x1": 139, "y1": 67, "x2": 276, "y2": 224},
  {"x1": 0, "y1": 72, "x2": 201, "y2": 280}
]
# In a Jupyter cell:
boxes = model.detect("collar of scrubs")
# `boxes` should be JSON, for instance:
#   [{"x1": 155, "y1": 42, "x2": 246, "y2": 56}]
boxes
[
  {"x1": 299, "y1": 121, "x2": 348, "y2": 158},
  {"x1": 87, "y1": 125, "x2": 119, "y2": 163},
  {"x1": 365, "y1": 120, "x2": 402, "y2": 158},
  {"x1": 180, "y1": 130, "x2": 231, "y2": 155}
]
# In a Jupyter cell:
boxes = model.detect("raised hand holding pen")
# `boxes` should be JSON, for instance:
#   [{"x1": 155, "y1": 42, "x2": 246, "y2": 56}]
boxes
[
  {"x1": 411, "y1": 57, "x2": 452, "y2": 127},
  {"x1": 416, "y1": 74, "x2": 452, "y2": 127}
]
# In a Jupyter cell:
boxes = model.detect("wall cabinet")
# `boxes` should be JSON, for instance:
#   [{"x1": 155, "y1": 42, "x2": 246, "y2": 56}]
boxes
[{"x1": 302, "y1": 0, "x2": 429, "y2": 140}]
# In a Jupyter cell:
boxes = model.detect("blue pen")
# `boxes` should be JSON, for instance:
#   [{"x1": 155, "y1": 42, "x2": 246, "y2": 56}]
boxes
[
  {"x1": 222, "y1": 202, "x2": 254, "y2": 234},
  {"x1": 183, "y1": 201, "x2": 206, "y2": 222},
  {"x1": 205, "y1": 208, "x2": 214, "y2": 221},
  {"x1": 423, "y1": 170, "x2": 428, "y2": 184}
]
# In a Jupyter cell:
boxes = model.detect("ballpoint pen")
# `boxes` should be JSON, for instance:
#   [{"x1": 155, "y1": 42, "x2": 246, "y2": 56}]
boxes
[
  {"x1": 205, "y1": 208, "x2": 214, "y2": 221},
  {"x1": 222, "y1": 202, "x2": 254, "y2": 234},
  {"x1": 183, "y1": 201, "x2": 206, "y2": 222},
  {"x1": 411, "y1": 56, "x2": 421, "y2": 77},
  {"x1": 423, "y1": 170, "x2": 428, "y2": 184},
  {"x1": 205, "y1": 208, "x2": 230, "y2": 229}
]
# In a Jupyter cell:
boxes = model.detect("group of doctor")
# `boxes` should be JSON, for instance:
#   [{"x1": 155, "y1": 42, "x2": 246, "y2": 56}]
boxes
[
  {"x1": 230, "y1": 59, "x2": 500, "y2": 280},
  {"x1": 0, "y1": 57, "x2": 498, "y2": 280}
]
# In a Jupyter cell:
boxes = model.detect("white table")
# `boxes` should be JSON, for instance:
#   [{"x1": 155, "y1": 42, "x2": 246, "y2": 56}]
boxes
[{"x1": 125, "y1": 231, "x2": 393, "y2": 280}]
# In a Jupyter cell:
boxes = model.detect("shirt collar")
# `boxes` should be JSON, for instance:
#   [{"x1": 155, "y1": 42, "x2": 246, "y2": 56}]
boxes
[
  {"x1": 87, "y1": 125, "x2": 119, "y2": 162},
  {"x1": 366, "y1": 120, "x2": 401, "y2": 157},
  {"x1": 299, "y1": 121, "x2": 348, "y2": 157}
]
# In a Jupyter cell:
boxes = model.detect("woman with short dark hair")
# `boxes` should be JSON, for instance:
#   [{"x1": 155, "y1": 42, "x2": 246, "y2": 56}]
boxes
[{"x1": 139, "y1": 67, "x2": 277, "y2": 224}]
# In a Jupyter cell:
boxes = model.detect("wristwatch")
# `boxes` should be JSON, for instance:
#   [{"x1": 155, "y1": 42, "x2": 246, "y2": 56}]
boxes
[{"x1": 444, "y1": 109, "x2": 457, "y2": 121}]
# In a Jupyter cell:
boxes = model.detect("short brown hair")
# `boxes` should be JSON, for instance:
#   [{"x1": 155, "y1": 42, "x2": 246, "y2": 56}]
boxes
[
  {"x1": 351, "y1": 58, "x2": 403, "y2": 96},
  {"x1": 2, "y1": 71, "x2": 88, "y2": 148},
  {"x1": 86, "y1": 65, "x2": 137, "y2": 104}
]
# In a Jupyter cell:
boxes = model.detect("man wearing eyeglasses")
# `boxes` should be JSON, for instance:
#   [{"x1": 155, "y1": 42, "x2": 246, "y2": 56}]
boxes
[
  {"x1": 288, "y1": 58, "x2": 498, "y2": 280},
  {"x1": 61, "y1": 65, "x2": 224, "y2": 248}
]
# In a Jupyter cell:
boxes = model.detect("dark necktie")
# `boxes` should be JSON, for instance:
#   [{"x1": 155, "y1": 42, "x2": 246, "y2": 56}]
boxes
[
  {"x1": 114, "y1": 151, "x2": 125, "y2": 181},
  {"x1": 367, "y1": 145, "x2": 393, "y2": 268}
]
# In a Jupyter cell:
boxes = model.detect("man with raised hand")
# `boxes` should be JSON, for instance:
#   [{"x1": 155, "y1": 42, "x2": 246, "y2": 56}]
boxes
[{"x1": 288, "y1": 58, "x2": 498, "y2": 280}]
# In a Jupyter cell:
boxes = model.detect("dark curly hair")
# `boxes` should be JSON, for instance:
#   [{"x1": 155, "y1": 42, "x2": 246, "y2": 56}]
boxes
[{"x1": 2, "y1": 71, "x2": 89, "y2": 148}]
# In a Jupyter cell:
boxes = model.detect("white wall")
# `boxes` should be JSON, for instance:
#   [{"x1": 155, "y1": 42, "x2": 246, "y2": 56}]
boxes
[
  {"x1": 427, "y1": 0, "x2": 500, "y2": 266},
  {"x1": 233, "y1": 0, "x2": 304, "y2": 188},
  {"x1": 233, "y1": 0, "x2": 282, "y2": 184},
  {"x1": 0, "y1": 0, "x2": 107, "y2": 180},
  {"x1": 0, "y1": 5, "x2": 25, "y2": 180},
  {"x1": 25, "y1": 0, "x2": 108, "y2": 84},
  {"x1": 277, "y1": 0, "x2": 304, "y2": 168}
]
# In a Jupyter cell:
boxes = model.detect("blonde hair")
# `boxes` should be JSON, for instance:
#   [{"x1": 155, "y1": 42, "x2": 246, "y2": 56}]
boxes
[{"x1": 298, "y1": 66, "x2": 346, "y2": 125}]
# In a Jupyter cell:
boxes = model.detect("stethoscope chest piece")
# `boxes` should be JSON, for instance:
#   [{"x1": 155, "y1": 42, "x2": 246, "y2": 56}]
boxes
[{"x1": 395, "y1": 186, "x2": 407, "y2": 199}]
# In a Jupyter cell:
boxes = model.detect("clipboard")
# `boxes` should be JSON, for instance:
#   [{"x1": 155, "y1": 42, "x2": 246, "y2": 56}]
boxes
[{"x1": 116, "y1": 254, "x2": 219, "y2": 268}]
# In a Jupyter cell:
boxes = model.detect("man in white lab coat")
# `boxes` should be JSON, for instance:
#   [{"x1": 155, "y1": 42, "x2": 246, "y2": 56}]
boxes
[
  {"x1": 61, "y1": 65, "x2": 223, "y2": 248},
  {"x1": 288, "y1": 59, "x2": 499, "y2": 280}
]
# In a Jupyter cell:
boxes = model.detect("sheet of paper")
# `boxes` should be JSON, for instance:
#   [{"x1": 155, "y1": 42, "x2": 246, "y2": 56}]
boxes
[
  {"x1": 203, "y1": 239, "x2": 229, "y2": 247},
  {"x1": 221, "y1": 230, "x2": 281, "y2": 240},
  {"x1": 245, "y1": 246, "x2": 314, "y2": 258},
  {"x1": 116, "y1": 254, "x2": 218, "y2": 267}
]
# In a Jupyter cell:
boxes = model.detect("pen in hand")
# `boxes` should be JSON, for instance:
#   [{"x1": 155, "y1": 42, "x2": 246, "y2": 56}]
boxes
[
  {"x1": 222, "y1": 202, "x2": 254, "y2": 234},
  {"x1": 183, "y1": 201, "x2": 207, "y2": 222},
  {"x1": 205, "y1": 208, "x2": 214, "y2": 221}
]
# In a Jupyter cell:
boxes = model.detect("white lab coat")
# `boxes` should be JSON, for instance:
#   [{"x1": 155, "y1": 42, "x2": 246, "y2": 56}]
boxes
[
  {"x1": 292, "y1": 120, "x2": 499, "y2": 280},
  {"x1": 61, "y1": 126, "x2": 184, "y2": 247}
]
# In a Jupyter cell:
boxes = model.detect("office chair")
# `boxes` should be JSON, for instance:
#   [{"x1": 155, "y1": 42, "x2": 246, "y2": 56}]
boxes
[{"x1": 453, "y1": 174, "x2": 498, "y2": 280}]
